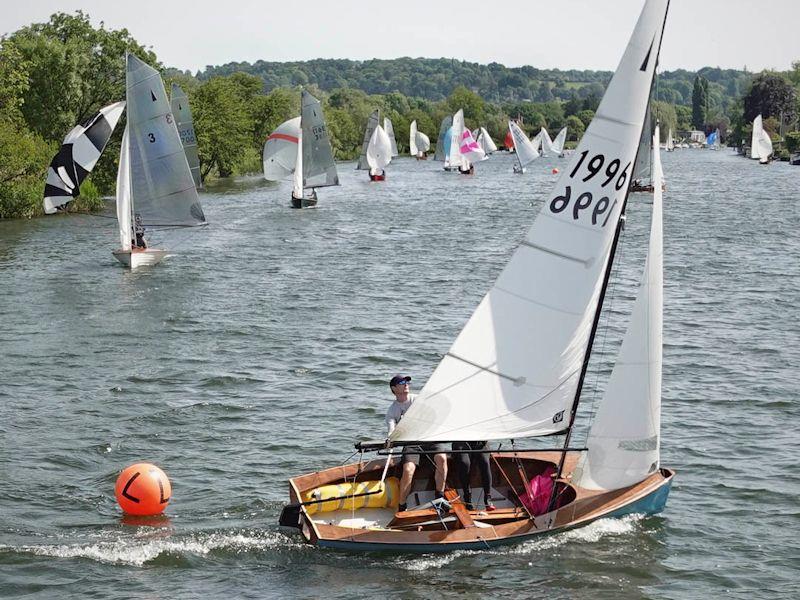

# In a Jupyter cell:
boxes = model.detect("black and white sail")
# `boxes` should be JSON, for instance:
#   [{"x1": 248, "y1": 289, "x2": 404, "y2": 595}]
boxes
[
  {"x1": 43, "y1": 101, "x2": 126, "y2": 214},
  {"x1": 356, "y1": 110, "x2": 380, "y2": 170},
  {"x1": 632, "y1": 102, "x2": 653, "y2": 186},
  {"x1": 301, "y1": 90, "x2": 339, "y2": 188},
  {"x1": 170, "y1": 83, "x2": 202, "y2": 189}
]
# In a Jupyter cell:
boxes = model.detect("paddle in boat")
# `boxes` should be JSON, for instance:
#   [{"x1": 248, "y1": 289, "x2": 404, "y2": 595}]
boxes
[
  {"x1": 43, "y1": 101, "x2": 126, "y2": 215},
  {"x1": 366, "y1": 123, "x2": 393, "y2": 181},
  {"x1": 509, "y1": 121, "x2": 540, "y2": 174},
  {"x1": 409, "y1": 120, "x2": 431, "y2": 160},
  {"x1": 263, "y1": 91, "x2": 339, "y2": 208},
  {"x1": 280, "y1": 0, "x2": 674, "y2": 553},
  {"x1": 113, "y1": 53, "x2": 207, "y2": 269}
]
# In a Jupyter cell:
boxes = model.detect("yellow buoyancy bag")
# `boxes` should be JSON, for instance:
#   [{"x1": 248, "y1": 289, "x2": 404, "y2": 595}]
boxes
[{"x1": 301, "y1": 477, "x2": 399, "y2": 515}]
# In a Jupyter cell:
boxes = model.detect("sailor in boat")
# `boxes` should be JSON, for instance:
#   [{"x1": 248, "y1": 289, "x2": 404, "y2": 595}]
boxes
[
  {"x1": 384, "y1": 375, "x2": 448, "y2": 512},
  {"x1": 458, "y1": 164, "x2": 475, "y2": 176},
  {"x1": 451, "y1": 441, "x2": 495, "y2": 511},
  {"x1": 369, "y1": 167, "x2": 386, "y2": 181},
  {"x1": 132, "y1": 214, "x2": 147, "y2": 250}
]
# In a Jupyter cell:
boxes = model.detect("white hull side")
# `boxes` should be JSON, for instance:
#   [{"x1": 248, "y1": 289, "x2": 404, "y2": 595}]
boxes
[{"x1": 112, "y1": 248, "x2": 169, "y2": 269}]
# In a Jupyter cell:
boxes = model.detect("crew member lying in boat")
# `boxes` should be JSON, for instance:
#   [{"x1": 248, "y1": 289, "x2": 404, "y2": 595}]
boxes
[{"x1": 385, "y1": 374, "x2": 447, "y2": 513}]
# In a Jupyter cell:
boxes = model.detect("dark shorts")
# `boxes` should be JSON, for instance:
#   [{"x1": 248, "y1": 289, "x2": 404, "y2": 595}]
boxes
[{"x1": 401, "y1": 443, "x2": 447, "y2": 466}]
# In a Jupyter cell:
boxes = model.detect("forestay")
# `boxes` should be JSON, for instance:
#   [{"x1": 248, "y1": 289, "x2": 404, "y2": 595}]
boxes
[
  {"x1": 509, "y1": 121, "x2": 540, "y2": 169},
  {"x1": 357, "y1": 110, "x2": 380, "y2": 170},
  {"x1": 43, "y1": 101, "x2": 126, "y2": 214},
  {"x1": 575, "y1": 125, "x2": 664, "y2": 490},
  {"x1": 391, "y1": 0, "x2": 668, "y2": 443},
  {"x1": 366, "y1": 125, "x2": 392, "y2": 173},
  {"x1": 170, "y1": 83, "x2": 202, "y2": 189},
  {"x1": 126, "y1": 53, "x2": 206, "y2": 227},
  {"x1": 435, "y1": 115, "x2": 452, "y2": 161},
  {"x1": 263, "y1": 117, "x2": 301, "y2": 181},
  {"x1": 384, "y1": 118, "x2": 399, "y2": 156},
  {"x1": 301, "y1": 90, "x2": 339, "y2": 188}
]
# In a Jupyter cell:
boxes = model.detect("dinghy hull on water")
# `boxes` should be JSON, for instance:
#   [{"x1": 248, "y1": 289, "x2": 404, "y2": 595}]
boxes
[
  {"x1": 281, "y1": 450, "x2": 674, "y2": 553},
  {"x1": 369, "y1": 173, "x2": 386, "y2": 182},
  {"x1": 291, "y1": 192, "x2": 318, "y2": 209},
  {"x1": 112, "y1": 248, "x2": 169, "y2": 269}
]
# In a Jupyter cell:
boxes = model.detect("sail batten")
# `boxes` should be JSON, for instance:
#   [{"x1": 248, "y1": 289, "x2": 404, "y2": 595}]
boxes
[{"x1": 390, "y1": 0, "x2": 669, "y2": 443}]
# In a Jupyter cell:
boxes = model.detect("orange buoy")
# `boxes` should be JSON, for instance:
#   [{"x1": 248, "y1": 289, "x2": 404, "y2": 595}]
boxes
[
  {"x1": 115, "y1": 463, "x2": 171, "y2": 516},
  {"x1": 552, "y1": 168, "x2": 559, "y2": 174}
]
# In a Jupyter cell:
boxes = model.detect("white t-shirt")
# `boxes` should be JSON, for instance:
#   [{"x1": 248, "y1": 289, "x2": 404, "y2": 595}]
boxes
[{"x1": 385, "y1": 394, "x2": 417, "y2": 435}]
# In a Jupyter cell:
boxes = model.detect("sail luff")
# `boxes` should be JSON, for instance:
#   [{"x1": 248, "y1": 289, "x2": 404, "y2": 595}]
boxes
[
  {"x1": 410, "y1": 120, "x2": 419, "y2": 156},
  {"x1": 116, "y1": 124, "x2": 132, "y2": 251},
  {"x1": 293, "y1": 127, "x2": 304, "y2": 198}
]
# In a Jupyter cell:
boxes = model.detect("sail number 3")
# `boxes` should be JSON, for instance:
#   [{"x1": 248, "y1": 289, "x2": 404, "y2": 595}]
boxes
[{"x1": 549, "y1": 151, "x2": 631, "y2": 227}]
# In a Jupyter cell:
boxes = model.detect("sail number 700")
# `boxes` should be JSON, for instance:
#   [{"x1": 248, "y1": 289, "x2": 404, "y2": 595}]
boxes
[{"x1": 548, "y1": 151, "x2": 631, "y2": 227}]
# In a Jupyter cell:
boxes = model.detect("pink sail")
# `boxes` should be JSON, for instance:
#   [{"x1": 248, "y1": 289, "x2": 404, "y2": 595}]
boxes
[{"x1": 459, "y1": 129, "x2": 486, "y2": 163}]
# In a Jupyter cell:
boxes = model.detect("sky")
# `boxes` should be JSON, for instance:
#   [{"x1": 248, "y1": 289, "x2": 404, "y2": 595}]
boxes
[{"x1": 3, "y1": 1, "x2": 799, "y2": 74}]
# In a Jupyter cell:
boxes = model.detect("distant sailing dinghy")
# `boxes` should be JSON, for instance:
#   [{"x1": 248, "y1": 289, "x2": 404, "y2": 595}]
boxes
[
  {"x1": 543, "y1": 126, "x2": 568, "y2": 156},
  {"x1": 444, "y1": 109, "x2": 466, "y2": 172},
  {"x1": 665, "y1": 128, "x2": 675, "y2": 151},
  {"x1": 113, "y1": 54, "x2": 206, "y2": 269},
  {"x1": 262, "y1": 92, "x2": 339, "y2": 208},
  {"x1": 539, "y1": 127, "x2": 555, "y2": 156},
  {"x1": 457, "y1": 124, "x2": 486, "y2": 175},
  {"x1": 281, "y1": 0, "x2": 674, "y2": 553},
  {"x1": 750, "y1": 115, "x2": 773, "y2": 164},
  {"x1": 170, "y1": 83, "x2": 202, "y2": 189},
  {"x1": 476, "y1": 127, "x2": 498, "y2": 155},
  {"x1": 509, "y1": 121, "x2": 540, "y2": 173},
  {"x1": 43, "y1": 101, "x2": 126, "y2": 214},
  {"x1": 409, "y1": 120, "x2": 431, "y2": 160},
  {"x1": 706, "y1": 128, "x2": 720, "y2": 150},
  {"x1": 366, "y1": 124, "x2": 393, "y2": 181}
]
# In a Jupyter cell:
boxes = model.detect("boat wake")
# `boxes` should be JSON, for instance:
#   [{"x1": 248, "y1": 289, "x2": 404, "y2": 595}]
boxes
[{"x1": 1, "y1": 528, "x2": 301, "y2": 567}]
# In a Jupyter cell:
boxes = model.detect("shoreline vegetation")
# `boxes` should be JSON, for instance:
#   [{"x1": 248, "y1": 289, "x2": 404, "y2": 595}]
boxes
[{"x1": 1, "y1": 11, "x2": 798, "y2": 219}]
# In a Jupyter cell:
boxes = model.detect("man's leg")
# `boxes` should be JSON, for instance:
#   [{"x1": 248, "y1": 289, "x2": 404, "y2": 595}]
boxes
[{"x1": 433, "y1": 453, "x2": 448, "y2": 496}]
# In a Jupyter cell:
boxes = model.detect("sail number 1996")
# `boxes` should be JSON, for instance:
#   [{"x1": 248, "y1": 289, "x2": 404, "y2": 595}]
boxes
[{"x1": 549, "y1": 151, "x2": 631, "y2": 227}]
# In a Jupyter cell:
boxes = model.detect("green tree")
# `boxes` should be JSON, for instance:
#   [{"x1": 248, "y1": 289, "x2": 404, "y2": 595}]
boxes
[
  {"x1": 192, "y1": 77, "x2": 251, "y2": 178},
  {"x1": 565, "y1": 115, "x2": 585, "y2": 142},
  {"x1": 692, "y1": 75, "x2": 709, "y2": 129},
  {"x1": 652, "y1": 101, "x2": 678, "y2": 141},
  {"x1": 576, "y1": 109, "x2": 595, "y2": 128},
  {"x1": 743, "y1": 72, "x2": 796, "y2": 123},
  {"x1": 447, "y1": 86, "x2": 485, "y2": 125}
]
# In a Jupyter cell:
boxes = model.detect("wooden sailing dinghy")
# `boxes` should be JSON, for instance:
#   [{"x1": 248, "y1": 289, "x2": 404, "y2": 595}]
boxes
[
  {"x1": 113, "y1": 54, "x2": 207, "y2": 269},
  {"x1": 281, "y1": 0, "x2": 674, "y2": 552}
]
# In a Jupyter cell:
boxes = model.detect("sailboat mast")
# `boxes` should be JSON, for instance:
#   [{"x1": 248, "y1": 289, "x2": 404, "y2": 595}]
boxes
[{"x1": 551, "y1": 0, "x2": 671, "y2": 491}]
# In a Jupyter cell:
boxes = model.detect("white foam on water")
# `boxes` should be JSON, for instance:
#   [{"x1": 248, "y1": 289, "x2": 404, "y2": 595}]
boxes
[
  {"x1": 506, "y1": 514, "x2": 645, "y2": 556},
  {"x1": 6, "y1": 529, "x2": 298, "y2": 567},
  {"x1": 395, "y1": 550, "x2": 470, "y2": 571}
]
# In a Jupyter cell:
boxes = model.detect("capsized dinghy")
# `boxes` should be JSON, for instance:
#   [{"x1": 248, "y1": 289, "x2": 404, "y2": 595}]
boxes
[{"x1": 281, "y1": 0, "x2": 674, "y2": 552}]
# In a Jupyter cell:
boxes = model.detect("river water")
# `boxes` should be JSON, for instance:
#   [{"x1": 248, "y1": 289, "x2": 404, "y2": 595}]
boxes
[{"x1": 1, "y1": 149, "x2": 798, "y2": 599}]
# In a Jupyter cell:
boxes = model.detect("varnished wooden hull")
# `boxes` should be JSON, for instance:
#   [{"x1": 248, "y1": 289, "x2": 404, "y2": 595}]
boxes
[{"x1": 282, "y1": 450, "x2": 674, "y2": 553}]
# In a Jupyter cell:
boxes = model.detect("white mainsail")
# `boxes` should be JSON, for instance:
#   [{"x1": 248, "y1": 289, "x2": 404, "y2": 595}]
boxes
[
  {"x1": 550, "y1": 127, "x2": 568, "y2": 155},
  {"x1": 477, "y1": 127, "x2": 498, "y2": 154},
  {"x1": 391, "y1": 0, "x2": 668, "y2": 443},
  {"x1": 750, "y1": 115, "x2": 763, "y2": 160},
  {"x1": 170, "y1": 83, "x2": 202, "y2": 189},
  {"x1": 357, "y1": 110, "x2": 380, "y2": 170},
  {"x1": 575, "y1": 125, "x2": 664, "y2": 490},
  {"x1": 384, "y1": 118, "x2": 399, "y2": 157},
  {"x1": 116, "y1": 125, "x2": 132, "y2": 251},
  {"x1": 263, "y1": 117, "x2": 301, "y2": 181},
  {"x1": 416, "y1": 131, "x2": 431, "y2": 153},
  {"x1": 509, "y1": 121, "x2": 539, "y2": 170},
  {"x1": 753, "y1": 116, "x2": 773, "y2": 163},
  {"x1": 446, "y1": 109, "x2": 465, "y2": 170},
  {"x1": 666, "y1": 128, "x2": 674, "y2": 151},
  {"x1": 410, "y1": 120, "x2": 419, "y2": 156},
  {"x1": 126, "y1": 53, "x2": 206, "y2": 228},
  {"x1": 539, "y1": 127, "x2": 555, "y2": 156},
  {"x1": 366, "y1": 125, "x2": 392, "y2": 174}
]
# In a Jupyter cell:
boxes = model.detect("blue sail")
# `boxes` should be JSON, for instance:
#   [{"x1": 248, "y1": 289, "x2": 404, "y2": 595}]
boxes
[
  {"x1": 706, "y1": 131, "x2": 717, "y2": 146},
  {"x1": 443, "y1": 126, "x2": 454, "y2": 159}
]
